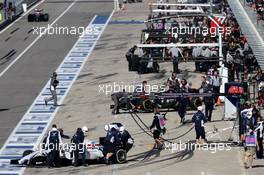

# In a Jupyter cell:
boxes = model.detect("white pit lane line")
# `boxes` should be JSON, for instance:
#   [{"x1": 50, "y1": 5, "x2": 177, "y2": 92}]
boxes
[
  {"x1": 0, "y1": 0, "x2": 78, "y2": 78},
  {"x1": 0, "y1": 9, "x2": 114, "y2": 175}
]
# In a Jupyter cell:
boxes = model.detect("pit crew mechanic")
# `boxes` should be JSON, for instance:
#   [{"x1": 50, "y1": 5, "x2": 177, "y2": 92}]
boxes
[
  {"x1": 103, "y1": 123, "x2": 134, "y2": 164},
  {"x1": 192, "y1": 106, "x2": 207, "y2": 145},
  {"x1": 71, "y1": 126, "x2": 88, "y2": 167},
  {"x1": 45, "y1": 124, "x2": 62, "y2": 168}
]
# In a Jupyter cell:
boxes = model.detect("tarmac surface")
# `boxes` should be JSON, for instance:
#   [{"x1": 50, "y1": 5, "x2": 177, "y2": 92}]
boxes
[
  {"x1": 0, "y1": 0, "x2": 113, "y2": 147},
  {"x1": 0, "y1": 0, "x2": 263, "y2": 175},
  {"x1": 24, "y1": 1, "x2": 264, "y2": 175}
]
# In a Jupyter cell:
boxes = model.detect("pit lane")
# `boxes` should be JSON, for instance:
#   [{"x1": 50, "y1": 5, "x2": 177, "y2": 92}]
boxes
[{"x1": 0, "y1": 0, "x2": 113, "y2": 148}]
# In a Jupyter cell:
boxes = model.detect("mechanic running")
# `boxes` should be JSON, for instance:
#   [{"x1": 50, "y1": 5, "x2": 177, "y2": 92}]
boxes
[
  {"x1": 192, "y1": 106, "x2": 207, "y2": 144},
  {"x1": 45, "y1": 72, "x2": 59, "y2": 106},
  {"x1": 149, "y1": 107, "x2": 167, "y2": 150},
  {"x1": 45, "y1": 124, "x2": 62, "y2": 168}
]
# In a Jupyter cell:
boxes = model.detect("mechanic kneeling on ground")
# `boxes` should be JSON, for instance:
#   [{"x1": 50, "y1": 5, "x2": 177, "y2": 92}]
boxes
[
  {"x1": 103, "y1": 126, "x2": 122, "y2": 164},
  {"x1": 45, "y1": 124, "x2": 62, "y2": 168}
]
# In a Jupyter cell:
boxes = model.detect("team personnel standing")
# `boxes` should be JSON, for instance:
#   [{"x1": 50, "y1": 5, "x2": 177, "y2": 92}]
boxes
[
  {"x1": 178, "y1": 79, "x2": 189, "y2": 123},
  {"x1": 192, "y1": 106, "x2": 207, "y2": 144},
  {"x1": 45, "y1": 124, "x2": 62, "y2": 168},
  {"x1": 71, "y1": 127, "x2": 87, "y2": 167},
  {"x1": 168, "y1": 46, "x2": 182, "y2": 73},
  {"x1": 45, "y1": 72, "x2": 59, "y2": 106},
  {"x1": 210, "y1": 71, "x2": 222, "y2": 103},
  {"x1": 126, "y1": 45, "x2": 137, "y2": 71},
  {"x1": 166, "y1": 73, "x2": 180, "y2": 92},
  {"x1": 119, "y1": 126, "x2": 134, "y2": 152},
  {"x1": 199, "y1": 76, "x2": 209, "y2": 93},
  {"x1": 104, "y1": 127, "x2": 121, "y2": 164},
  {"x1": 204, "y1": 90, "x2": 214, "y2": 122},
  {"x1": 149, "y1": 107, "x2": 167, "y2": 149},
  {"x1": 255, "y1": 116, "x2": 263, "y2": 159}
]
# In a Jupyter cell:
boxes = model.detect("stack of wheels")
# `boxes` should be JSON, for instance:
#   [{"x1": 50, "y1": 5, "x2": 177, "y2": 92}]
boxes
[
  {"x1": 42, "y1": 14, "x2": 49, "y2": 22},
  {"x1": 190, "y1": 97, "x2": 202, "y2": 110},
  {"x1": 115, "y1": 149, "x2": 127, "y2": 163},
  {"x1": 27, "y1": 14, "x2": 35, "y2": 22}
]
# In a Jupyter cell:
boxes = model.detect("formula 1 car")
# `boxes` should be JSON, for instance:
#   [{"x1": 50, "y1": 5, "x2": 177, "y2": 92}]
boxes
[
  {"x1": 10, "y1": 139, "x2": 127, "y2": 166},
  {"x1": 110, "y1": 92, "x2": 203, "y2": 113},
  {"x1": 28, "y1": 9, "x2": 49, "y2": 22}
]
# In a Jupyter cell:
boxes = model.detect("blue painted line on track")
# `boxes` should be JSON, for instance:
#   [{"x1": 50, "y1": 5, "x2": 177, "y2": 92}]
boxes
[{"x1": 0, "y1": 13, "x2": 113, "y2": 175}]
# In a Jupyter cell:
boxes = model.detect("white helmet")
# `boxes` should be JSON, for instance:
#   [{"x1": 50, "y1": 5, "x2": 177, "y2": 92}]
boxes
[
  {"x1": 198, "y1": 106, "x2": 203, "y2": 111},
  {"x1": 82, "y1": 126, "x2": 88, "y2": 133},
  {"x1": 247, "y1": 111, "x2": 252, "y2": 119},
  {"x1": 119, "y1": 126, "x2": 125, "y2": 132},
  {"x1": 104, "y1": 125, "x2": 109, "y2": 131}
]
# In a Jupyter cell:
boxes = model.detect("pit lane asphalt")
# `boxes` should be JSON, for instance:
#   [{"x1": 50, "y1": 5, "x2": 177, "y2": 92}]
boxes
[{"x1": 0, "y1": 0, "x2": 113, "y2": 147}]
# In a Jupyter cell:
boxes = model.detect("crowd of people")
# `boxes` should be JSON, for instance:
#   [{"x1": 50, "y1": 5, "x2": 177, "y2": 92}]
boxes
[
  {"x1": 127, "y1": 0, "x2": 264, "y2": 167},
  {"x1": 246, "y1": 0, "x2": 264, "y2": 22},
  {"x1": 126, "y1": 0, "x2": 262, "y2": 81}
]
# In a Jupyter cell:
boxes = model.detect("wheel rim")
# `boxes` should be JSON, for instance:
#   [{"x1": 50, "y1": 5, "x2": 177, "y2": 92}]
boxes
[{"x1": 116, "y1": 149, "x2": 126, "y2": 163}]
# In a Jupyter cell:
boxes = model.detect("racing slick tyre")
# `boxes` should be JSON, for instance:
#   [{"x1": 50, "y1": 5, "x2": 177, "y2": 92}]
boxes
[
  {"x1": 143, "y1": 99, "x2": 153, "y2": 112},
  {"x1": 23, "y1": 150, "x2": 33, "y2": 157},
  {"x1": 42, "y1": 14, "x2": 49, "y2": 22},
  {"x1": 27, "y1": 14, "x2": 35, "y2": 22},
  {"x1": 115, "y1": 149, "x2": 127, "y2": 163},
  {"x1": 190, "y1": 97, "x2": 202, "y2": 110}
]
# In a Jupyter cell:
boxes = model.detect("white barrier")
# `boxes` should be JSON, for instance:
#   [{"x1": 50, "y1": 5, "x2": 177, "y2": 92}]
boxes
[
  {"x1": 137, "y1": 43, "x2": 220, "y2": 48},
  {"x1": 152, "y1": 8, "x2": 204, "y2": 13},
  {"x1": 149, "y1": 3, "x2": 215, "y2": 7}
]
